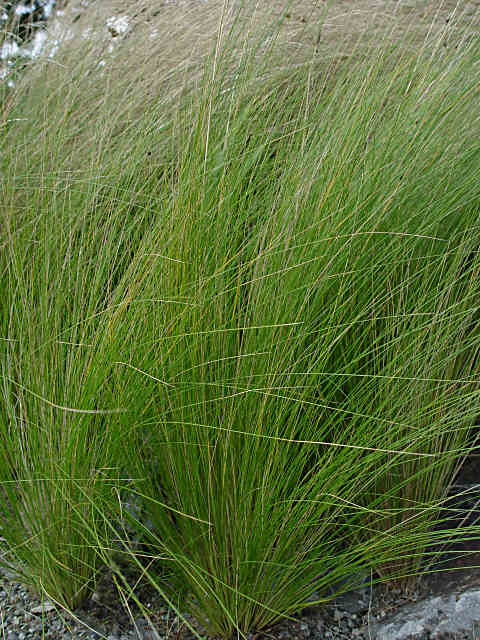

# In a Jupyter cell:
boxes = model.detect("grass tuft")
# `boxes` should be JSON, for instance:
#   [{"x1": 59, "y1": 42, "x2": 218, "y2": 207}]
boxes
[{"x1": 1, "y1": 0, "x2": 480, "y2": 637}]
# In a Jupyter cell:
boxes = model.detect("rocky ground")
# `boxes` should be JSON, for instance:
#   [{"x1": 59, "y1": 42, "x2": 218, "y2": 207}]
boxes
[{"x1": 2, "y1": 540, "x2": 480, "y2": 639}]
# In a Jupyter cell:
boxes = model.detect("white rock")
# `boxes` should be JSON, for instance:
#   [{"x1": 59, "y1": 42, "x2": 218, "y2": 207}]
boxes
[
  {"x1": 372, "y1": 589, "x2": 480, "y2": 639},
  {"x1": 31, "y1": 602, "x2": 55, "y2": 614},
  {"x1": 106, "y1": 15, "x2": 130, "y2": 38}
]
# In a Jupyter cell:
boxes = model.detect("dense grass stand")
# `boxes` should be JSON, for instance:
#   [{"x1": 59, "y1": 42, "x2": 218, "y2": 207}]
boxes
[{"x1": 1, "y1": 1, "x2": 480, "y2": 638}]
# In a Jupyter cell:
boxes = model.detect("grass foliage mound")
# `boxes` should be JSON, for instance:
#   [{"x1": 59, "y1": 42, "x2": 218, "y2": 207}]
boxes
[{"x1": 1, "y1": 1, "x2": 480, "y2": 637}]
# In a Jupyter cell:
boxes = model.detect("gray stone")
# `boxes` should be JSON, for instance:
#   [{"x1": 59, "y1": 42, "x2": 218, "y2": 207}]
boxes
[
  {"x1": 371, "y1": 588, "x2": 480, "y2": 639},
  {"x1": 436, "y1": 590, "x2": 480, "y2": 634},
  {"x1": 333, "y1": 589, "x2": 370, "y2": 615}
]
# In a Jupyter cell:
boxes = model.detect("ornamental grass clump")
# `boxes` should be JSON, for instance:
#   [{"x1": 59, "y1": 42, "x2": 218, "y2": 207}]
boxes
[
  {"x1": 0, "y1": 0, "x2": 480, "y2": 637},
  {"x1": 0, "y1": 0, "x2": 221, "y2": 608},
  {"x1": 104, "y1": 6, "x2": 480, "y2": 638}
]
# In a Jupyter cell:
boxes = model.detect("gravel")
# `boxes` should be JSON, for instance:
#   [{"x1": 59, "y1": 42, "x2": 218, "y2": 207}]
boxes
[
  {"x1": 0, "y1": 545, "x2": 412, "y2": 640},
  {"x1": 0, "y1": 559, "x2": 463, "y2": 640}
]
